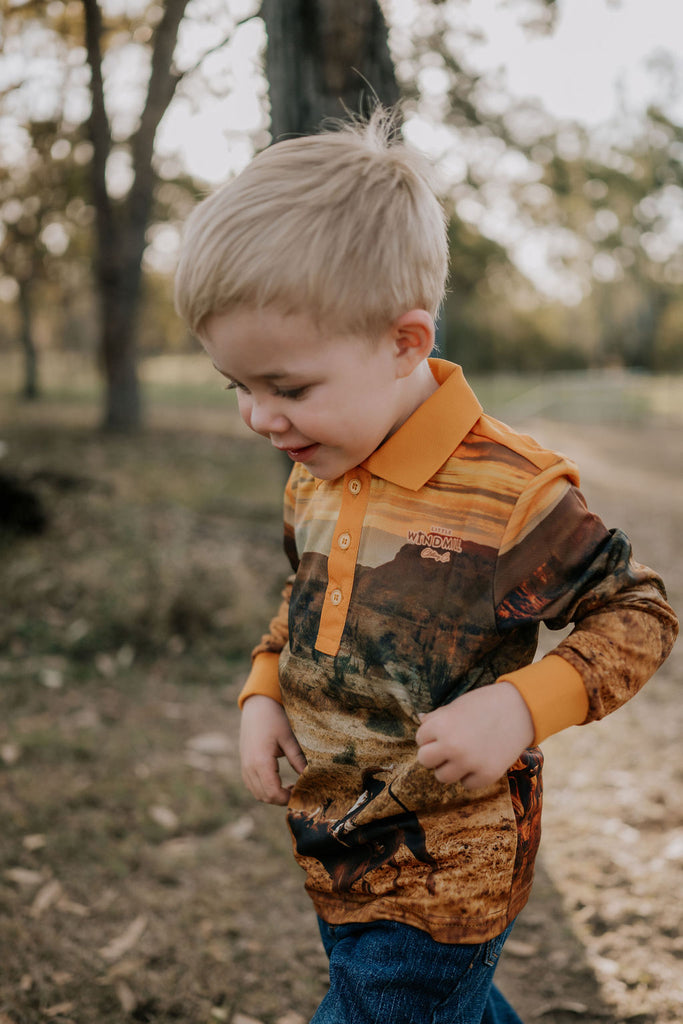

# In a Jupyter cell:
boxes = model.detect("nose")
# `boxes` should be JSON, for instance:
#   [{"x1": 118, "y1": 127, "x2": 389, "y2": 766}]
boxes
[{"x1": 244, "y1": 394, "x2": 290, "y2": 437}]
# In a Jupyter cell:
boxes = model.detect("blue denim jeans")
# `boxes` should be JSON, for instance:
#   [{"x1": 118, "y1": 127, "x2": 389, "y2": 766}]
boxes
[{"x1": 311, "y1": 917, "x2": 524, "y2": 1024}]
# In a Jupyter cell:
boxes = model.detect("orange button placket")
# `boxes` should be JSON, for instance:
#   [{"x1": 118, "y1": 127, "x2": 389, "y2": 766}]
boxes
[{"x1": 315, "y1": 469, "x2": 372, "y2": 656}]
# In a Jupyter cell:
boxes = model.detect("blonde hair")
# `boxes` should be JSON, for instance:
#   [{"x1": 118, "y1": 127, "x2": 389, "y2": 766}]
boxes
[{"x1": 174, "y1": 109, "x2": 448, "y2": 339}]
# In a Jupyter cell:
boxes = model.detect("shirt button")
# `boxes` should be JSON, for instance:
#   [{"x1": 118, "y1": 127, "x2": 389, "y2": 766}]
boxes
[
  {"x1": 348, "y1": 478, "x2": 362, "y2": 495},
  {"x1": 330, "y1": 588, "x2": 342, "y2": 606},
  {"x1": 337, "y1": 532, "x2": 351, "y2": 550}
]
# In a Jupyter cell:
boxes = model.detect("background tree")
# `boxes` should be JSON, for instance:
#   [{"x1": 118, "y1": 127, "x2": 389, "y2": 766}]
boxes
[
  {"x1": 0, "y1": 117, "x2": 92, "y2": 399},
  {"x1": 81, "y1": 0, "x2": 192, "y2": 431},
  {"x1": 261, "y1": 0, "x2": 400, "y2": 139},
  {"x1": 1, "y1": 0, "x2": 251, "y2": 429},
  {"x1": 507, "y1": 103, "x2": 683, "y2": 370}
]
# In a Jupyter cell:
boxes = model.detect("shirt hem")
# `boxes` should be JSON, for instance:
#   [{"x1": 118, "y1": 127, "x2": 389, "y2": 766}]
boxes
[{"x1": 308, "y1": 882, "x2": 533, "y2": 945}]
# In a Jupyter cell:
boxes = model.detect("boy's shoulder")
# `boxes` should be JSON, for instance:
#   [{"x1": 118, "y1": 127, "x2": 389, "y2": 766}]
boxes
[{"x1": 466, "y1": 413, "x2": 576, "y2": 478}]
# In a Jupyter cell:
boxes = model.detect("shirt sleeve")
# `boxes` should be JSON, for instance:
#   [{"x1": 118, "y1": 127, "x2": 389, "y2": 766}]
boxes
[
  {"x1": 493, "y1": 460, "x2": 679, "y2": 743},
  {"x1": 237, "y1": 470, "x2": 300, "y2": 710}
]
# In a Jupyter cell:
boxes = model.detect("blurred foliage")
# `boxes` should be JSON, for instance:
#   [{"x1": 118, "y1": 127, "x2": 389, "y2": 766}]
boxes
[
  {"x1": 0, "y1": 0, "x2": 681, "y2": 395},
  {"x1": 440, "y1": 101, "x2": 683, "y2": 373},
  {"x1": 534, "y1": 106, "x2": 683, "y2": 371}
]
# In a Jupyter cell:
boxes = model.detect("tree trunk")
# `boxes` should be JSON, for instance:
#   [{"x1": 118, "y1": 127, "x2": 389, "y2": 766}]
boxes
[
  {"x1": 633, "y1": 291, "x2": 669, "y2": 371},
  {"x1": 82, "y1": 0, "x2": 187, "y2": 432},
  {"x1": 17, "y1": 279, "x2": 39, "y2": 401},
  {"x1": 261, "y1": 0, "x2": 400, "y2": 140},
  {"x1": 99, "y1": 258, "x2": 144, "y2": 431}
]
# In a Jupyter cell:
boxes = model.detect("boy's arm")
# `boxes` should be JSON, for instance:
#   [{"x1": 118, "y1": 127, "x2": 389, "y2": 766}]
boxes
[
  {"x1": 418, "y1": 463, "x2": 678, "y2": 788},
  {"x1": 238, "y1": 470, "x2": 305, "y2": 804},
  {"x1": 238, "y1": 466, "x2": 300, "y2": 709},
  {"x1": 495, "y1": 466, "x2": 678, "y2": 744},
  {"x1": 237, "y1": 576, "x2": 294, "y2": 709},
  {"x1": 237, "y1": 575, "x2": 307, "y2": 804}
]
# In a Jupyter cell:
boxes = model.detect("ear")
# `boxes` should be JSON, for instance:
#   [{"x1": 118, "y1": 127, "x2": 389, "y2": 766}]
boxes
[{"x1": 391, "y1": 309, "x2": 435, "y2": 377}]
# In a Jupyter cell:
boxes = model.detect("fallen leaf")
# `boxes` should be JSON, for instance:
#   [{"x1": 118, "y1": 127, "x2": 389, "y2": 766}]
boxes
[
  {"x1": 66, "y1": 619, "x2": 89, "y2": 644},
  {"x1": 95, "y1": 653, "x2": 116, "y2": 678},
  {"x1": 183, "y1": 750, "x2": 214, "y2": 772},
  {"x1": 4, "y1": 867, "x2": 44, "y2": 888},
  {"x1": 40, "y1": 667, "x2": 63, "y2": 689},
  {"x1": 117, "y1": 644, "x2": 135, "y2": 668},
  {"x1": 0, "y1": 743, "x2": 20, "y2": 765},
  {"x1": 99, "y1": 915, "x2": 148, "y2": 962},
  {"x1": 186, "y1": 732, "x2": 233, "y2": 755},
  {"x1": 100, "y1": 957, "x2": 144, "y2": 982},
  {"x1": 51, "y1": 971, "x2": 73, "y2": 986},
  {"x1": 158, "y1": 836, "x2": 198, "y2": 860},
  {"x1": 663, "y1": 830, "x2": 683, "y2": 860},
  {"x1": 115, "y1": 980, "x2": 137, "y2": 1013},
  {"x1": 44, "y1": 1002, "x2": 76, "y2": 1019},
  {"x1": 225, "y1": 815, "x2": 255, "y2": 842},
  {"x1": 30, "y1": 879, "x2": 63, "y2": 918},
  {"x1": 56, "y1": 896, "x2": 90, "y2": 917},
  {"x1": 149, "y1": 805, "x2": 179, "y2": 831},
  {"x1": 22, "y1": 833, "x2": 47, "y2": 852},
  {"x1": 504, "y1": 938, "x2": 539, "y2": 958}
]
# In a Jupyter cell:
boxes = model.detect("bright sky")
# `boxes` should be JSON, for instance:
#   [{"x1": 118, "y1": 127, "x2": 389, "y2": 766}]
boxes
[
  {"x1": 460, "y1": 0, "x2": 683, "y2": 125},
  {"x1": 160, "y1": 0, "x2": 683, "y2": 185}
]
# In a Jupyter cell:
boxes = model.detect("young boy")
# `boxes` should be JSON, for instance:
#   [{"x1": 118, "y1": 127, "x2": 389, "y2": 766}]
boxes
[{"x1": 174, "y1": 111, "x2": 678, "y2": 1024}]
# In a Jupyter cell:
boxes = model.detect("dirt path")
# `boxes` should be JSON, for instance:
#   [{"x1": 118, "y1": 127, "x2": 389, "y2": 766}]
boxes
[{"x1": 494, "y1": 418, "x2": 683, "y2": 1024}]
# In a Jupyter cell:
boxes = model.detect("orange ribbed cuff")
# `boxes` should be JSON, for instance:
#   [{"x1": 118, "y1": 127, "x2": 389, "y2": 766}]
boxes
[
  {"x1": 499, "y1": 654, "x2": 589, "y2": 744},
  {"x1": 237, "y1": 652, "x2": 282, "y2": 710}
]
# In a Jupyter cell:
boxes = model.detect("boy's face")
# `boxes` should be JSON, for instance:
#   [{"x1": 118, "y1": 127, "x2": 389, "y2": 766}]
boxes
[{"x1": 202, "y1": 306, "x2": 429, "y2": 480}]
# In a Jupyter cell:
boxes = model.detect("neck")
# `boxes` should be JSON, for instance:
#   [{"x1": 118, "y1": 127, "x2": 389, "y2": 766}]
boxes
[{"x1": 391, "y1": 358, "x2": 438, "y2": 436}]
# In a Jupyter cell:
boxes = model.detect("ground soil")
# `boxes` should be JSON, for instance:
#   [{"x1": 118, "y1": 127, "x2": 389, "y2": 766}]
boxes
[{"x1": 0, "y1": 399, "x2": 680, "y2": 1024}]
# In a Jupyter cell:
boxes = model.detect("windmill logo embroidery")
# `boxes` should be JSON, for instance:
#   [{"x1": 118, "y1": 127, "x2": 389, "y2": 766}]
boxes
[{"x1": 406, "y1": 526, "x2": 462, "y2": 563}]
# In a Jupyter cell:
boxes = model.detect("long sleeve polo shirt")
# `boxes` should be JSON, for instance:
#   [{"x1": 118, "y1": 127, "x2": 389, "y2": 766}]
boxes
[{"x1": 239, "y1": 359, "x2": 678, "y2": 943}]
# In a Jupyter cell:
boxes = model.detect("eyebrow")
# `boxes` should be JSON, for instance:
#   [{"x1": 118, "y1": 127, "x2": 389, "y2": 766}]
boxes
[{"x1": 212, "y1": 364, "x2": 300, "y2": 382}]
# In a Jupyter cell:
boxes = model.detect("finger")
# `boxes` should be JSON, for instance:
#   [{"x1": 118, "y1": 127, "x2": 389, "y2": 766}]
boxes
[
  {"x1": 458, "y1": 768, "x2": 500, "y2": 791},
  {"x1": 433, "y1": 762, "x2": 467, "y2": 785},
  {"x1": 244, "y1": 759, "x2": 290, "y2": 805},
  {"x1": 281, "y1": 734, "x2": 307, "y2": 775},
  {"x1": 459, "y1": 772, "x2": 483, "y2": 790},
  {"x1": 416, "y1": 740, "x2": 447, "y2": 770},
  {"x1": 434, "y1": 763, "x2": 493, "y2": 788},
  {"x1": 415, "y1": 720, "x2": 436, "y2": 746}
]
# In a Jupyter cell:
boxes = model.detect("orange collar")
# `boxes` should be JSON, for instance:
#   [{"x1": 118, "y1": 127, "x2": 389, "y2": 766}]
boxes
[{"x1": 362, "y1": 359, "x2": 482, "y2": 491}]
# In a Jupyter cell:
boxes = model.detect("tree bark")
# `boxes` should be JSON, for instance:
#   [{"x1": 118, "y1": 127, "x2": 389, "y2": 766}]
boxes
[
  {"x1": 261, "y1": 0, "x2": 400, "y2": 141},
  {"x1": 82, "y1": 0, "x2": 188, "y2": 431},
  {"x1": 17, "y1": 279, "x2": 39, "y2": 401}
]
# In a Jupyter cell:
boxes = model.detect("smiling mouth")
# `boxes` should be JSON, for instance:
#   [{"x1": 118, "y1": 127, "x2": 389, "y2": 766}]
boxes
[{"x1": 283, "y1": 443, "x2": 320, "y2": 461}]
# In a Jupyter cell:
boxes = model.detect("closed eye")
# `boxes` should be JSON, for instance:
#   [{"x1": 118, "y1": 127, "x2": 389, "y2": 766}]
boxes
[
  {"x1": 224, "y1": 379, "x2": 250, "y2": 394},
  {"x1": 274, "y1": 385, "x2": 309, "y2": 400},
  {"x1": 222, "y1": 377, "x2": 310, "y2": 400}
]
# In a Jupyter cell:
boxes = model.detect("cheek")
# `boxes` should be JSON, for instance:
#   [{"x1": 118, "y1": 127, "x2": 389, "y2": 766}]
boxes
[{"x1": 236, "y1": 392, "x2": 253, "y2": 427}]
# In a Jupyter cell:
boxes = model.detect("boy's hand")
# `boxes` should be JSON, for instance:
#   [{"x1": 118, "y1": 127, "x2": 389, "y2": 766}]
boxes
[
  {"x1": 415, "y1": 683, "x2": 534, "y2": 790},
  {"x1": 240, "y1": 695, "x2": 307, "y2": 805}
]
